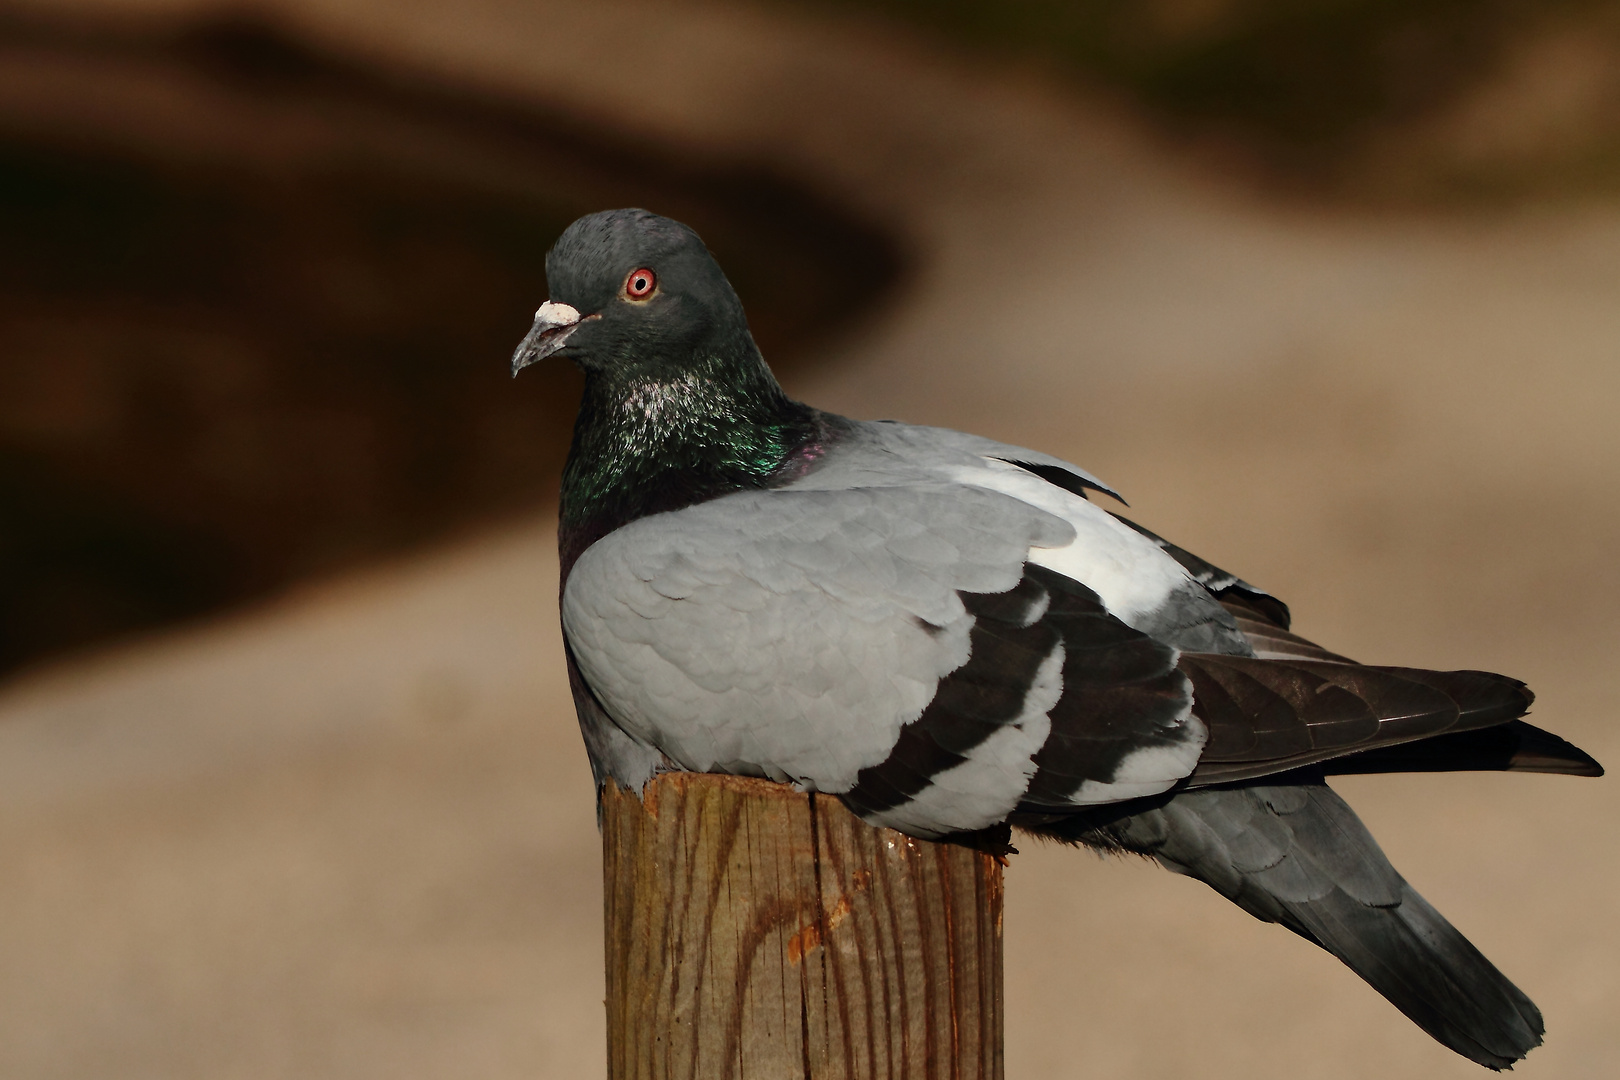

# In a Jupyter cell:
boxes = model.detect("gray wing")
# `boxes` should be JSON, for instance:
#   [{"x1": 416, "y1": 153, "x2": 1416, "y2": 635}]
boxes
[{"x1": 562, "y1": 480, "x2": 1211, "y2": 837}]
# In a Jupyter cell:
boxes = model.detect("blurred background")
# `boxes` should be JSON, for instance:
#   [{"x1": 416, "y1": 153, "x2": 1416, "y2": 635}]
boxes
[{"x1": 1, "y1": 0, "x2": 1616, "y2": 1076}]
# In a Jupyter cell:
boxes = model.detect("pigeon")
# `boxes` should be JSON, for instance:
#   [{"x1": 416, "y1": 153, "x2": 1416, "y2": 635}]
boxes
[{"x1": 511, "y1": 208, "x2": 1602, "y2": 1070}]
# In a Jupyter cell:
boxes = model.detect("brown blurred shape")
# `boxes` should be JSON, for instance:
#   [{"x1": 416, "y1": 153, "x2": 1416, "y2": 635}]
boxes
[{"x1": 0, "y1": 10, "x2": 905, "y2": 678}]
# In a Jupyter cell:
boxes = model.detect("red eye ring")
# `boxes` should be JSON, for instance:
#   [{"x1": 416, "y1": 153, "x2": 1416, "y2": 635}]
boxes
[{"x1": 624, "y1": 267, "x2": 657, "y2": 299}]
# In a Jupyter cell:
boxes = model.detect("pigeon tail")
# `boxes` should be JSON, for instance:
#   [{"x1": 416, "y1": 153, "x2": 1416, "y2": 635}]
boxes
[
  {"x1": 1023, "y1": 779, "x2": 1543, "y2": 1069},
  {"x1": 1322, "y1": 719, "x2": 1604, "y2": 778},
  {"x1": 1280, "y1": 877, "x2": 1543, "y2": 1069}
]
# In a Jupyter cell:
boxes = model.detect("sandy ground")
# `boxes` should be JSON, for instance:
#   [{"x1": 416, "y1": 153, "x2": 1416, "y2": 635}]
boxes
[{"x1": 5, "y1": 0, "x2": 1619, "y2": 1076}]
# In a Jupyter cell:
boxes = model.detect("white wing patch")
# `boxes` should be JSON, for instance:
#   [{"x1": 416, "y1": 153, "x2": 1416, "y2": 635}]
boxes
[
  {"x1": 943, "y1": 458, "x2": 1190, "y2": 627},
  {"x1": 1068, "y1": 731, "x2": 1208, "y2": 805},
  {"x1": 866, "y1": 640, "x2": 1067, "y2": 838}
]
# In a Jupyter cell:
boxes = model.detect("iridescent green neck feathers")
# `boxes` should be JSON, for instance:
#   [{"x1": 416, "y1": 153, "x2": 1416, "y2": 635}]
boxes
[{"x1": 559, "y1": 345, "x2": 816, "y2": 545}]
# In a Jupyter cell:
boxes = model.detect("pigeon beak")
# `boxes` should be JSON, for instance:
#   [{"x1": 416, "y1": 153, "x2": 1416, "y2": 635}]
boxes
[{"x1": 511, "y1": 301, "x2": 595, "y2": 377}]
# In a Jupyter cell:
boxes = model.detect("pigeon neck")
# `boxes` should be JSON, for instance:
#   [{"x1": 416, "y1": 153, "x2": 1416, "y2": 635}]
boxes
[{"x1": 559, "y1": 349, "x2": 820, "y2": 574}]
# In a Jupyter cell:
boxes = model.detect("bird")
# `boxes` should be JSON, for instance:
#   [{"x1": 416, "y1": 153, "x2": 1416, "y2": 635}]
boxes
[{"x1": 511, "y1": 207, "x2": 1602, "y2": 1070}]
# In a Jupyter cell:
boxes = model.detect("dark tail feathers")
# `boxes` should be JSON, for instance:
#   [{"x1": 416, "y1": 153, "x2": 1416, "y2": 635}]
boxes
[
  {"x1": 1027, "y1": 779, "x2": 1543, "y2": 1069},
  {"x1": 1285, "y1": 876, "x2": 1543, "y2": 1068}
]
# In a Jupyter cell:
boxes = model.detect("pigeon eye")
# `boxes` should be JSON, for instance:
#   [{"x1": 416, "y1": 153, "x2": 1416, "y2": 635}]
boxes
[{"x1": 624, "y1": 267, "x2": 657, "y2": 300}]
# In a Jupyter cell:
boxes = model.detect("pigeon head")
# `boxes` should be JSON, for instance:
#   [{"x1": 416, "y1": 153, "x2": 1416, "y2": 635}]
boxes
[
  {"x1": 511, "y1": 208, "x2": 751, "y2": 379},
  {"x1": 524, "y1": 210, "x2": 820, "y2": 552}
]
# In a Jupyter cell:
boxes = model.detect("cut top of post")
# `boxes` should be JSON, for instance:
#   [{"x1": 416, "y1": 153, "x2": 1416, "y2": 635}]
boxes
[{"x1": 601, "y1": 772, "x2": 1004, "y2": 1080}]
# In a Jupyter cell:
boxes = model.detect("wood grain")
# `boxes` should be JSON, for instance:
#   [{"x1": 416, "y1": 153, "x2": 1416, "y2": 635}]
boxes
[{"x1": 602, "y1": 773, "x2": 1004, "y2": 1080}]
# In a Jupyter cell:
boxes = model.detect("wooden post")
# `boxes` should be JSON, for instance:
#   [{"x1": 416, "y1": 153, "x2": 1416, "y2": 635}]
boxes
[{"x1": 602, "y1": 772, "x2": 1004, "y2": 1080}]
